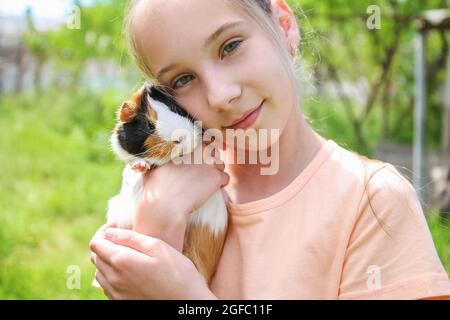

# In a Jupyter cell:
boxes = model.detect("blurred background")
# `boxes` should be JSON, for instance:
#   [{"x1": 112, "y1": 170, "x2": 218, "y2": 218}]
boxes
[{"x1": 0, "y1": 0, "x2": 449, "y2": 299}]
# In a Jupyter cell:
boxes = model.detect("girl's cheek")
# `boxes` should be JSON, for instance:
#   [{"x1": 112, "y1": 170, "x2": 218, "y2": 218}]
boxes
[{"x1": 179, "y1": 96, "x2": 214, "y2": 126}]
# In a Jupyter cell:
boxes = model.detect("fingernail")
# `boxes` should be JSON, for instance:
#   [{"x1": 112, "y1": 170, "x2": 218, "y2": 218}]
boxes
[{"x1": 104, "y1": 228, "x2": 115, "y2": 239}]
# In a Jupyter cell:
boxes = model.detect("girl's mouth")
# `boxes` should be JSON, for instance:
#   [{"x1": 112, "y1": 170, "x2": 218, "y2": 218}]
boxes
[{"x1": 223, "y1": 100, "x2": 264, "y2": 130}]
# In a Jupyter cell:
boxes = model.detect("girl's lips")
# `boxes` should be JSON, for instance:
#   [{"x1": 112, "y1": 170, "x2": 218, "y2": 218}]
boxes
[{"x1": 224, "y1": 100, "x2": 264, "y2": 130}]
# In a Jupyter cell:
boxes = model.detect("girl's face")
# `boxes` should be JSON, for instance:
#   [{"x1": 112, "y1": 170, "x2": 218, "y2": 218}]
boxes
[{"x1": 132, "y1": 0, "x2": 297, "y2": 148}]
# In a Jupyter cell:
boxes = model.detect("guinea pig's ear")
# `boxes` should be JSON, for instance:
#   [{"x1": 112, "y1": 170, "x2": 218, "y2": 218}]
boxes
[
  {"x1": 119, "y1": 101, "x2": 138, "y2": 123},
  {"x1": 131, "y1": 86, "x2": 145, "y2": 109},
  {"x1": 137, "y1": 84, "x2": 158, "y2": 122}
]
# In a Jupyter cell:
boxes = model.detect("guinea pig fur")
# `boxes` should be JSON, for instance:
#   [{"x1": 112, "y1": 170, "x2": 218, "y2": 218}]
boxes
[{"x1": 106, "y1": 83, "x2": 228, "y2": 284}]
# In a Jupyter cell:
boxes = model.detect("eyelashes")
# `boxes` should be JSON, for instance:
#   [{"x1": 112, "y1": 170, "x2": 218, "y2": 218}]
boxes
[
  {"x1": 221, "y1": 39, "x2": 243, "y2": 58},
  {"x1": 170, "y1": 39, "x2": 244, "y2": 90},
  {"x1": 172, "y1": 74, "x2": 194, "y2": 90}
]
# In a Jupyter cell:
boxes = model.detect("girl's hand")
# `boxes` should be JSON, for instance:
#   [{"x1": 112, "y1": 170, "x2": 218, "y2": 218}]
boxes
[
  {"x1": 90, "y1": 222, "x2": 116, "y2": 288},
  {"x1": 133, "y1": 143, "x2": 229, "y2": 250},
  {"x1": 89, "y1": 227, "x2": 218, "y2": 300}
]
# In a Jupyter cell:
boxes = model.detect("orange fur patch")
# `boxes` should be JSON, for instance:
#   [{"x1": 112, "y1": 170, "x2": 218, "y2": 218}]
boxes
[
  {"x1": 119, "y1": 101, "x2": 137, "y2": 123},
  {"x1": 145, "y1": 102, "x2": 158, "y2": 123},
  {"x1": 118, "y1": 87, "x2": 147, "y2": 123},
  {"x1": 183, "y1": 221, "x2": 228, "y2": 284},
  {"x1": 131, "y1": 89, "x2": 145, "y2": 111},
  {"x1": 144, "y1": 134, "x2": 174, "y2": 160},
  {"x1": 119, "y1": 86, "x2": 160, "y2": 124}
]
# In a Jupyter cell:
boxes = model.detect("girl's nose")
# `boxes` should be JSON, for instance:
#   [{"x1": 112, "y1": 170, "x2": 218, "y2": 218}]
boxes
[{"x1": 204, "y1": 70, "x2": 241, "y2": 112}]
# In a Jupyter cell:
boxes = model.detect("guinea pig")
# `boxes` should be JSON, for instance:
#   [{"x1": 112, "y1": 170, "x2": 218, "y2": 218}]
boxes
[{"x1": 106, "y1": 82, "x2": 228, "y2": 284}]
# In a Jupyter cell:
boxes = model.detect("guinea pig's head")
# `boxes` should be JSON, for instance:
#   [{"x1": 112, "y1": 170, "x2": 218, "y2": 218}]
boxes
[{"x1": 111, "y1": 83, "x2": 202, "y2": 165}]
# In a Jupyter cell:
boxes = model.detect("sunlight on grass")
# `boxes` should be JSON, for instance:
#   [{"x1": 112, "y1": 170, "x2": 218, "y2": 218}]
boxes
[{"x1": 0, "y1": 89, "x2": 122, "y2": 299}]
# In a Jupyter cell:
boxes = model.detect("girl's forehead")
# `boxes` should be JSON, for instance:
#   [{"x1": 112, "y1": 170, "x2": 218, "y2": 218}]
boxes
[
  {"x1": 135, "y1": 0, "x2": 240, "y2": 25},
  {"x1": 132, "y1": 0, "x2": 252, "y2": 74}
]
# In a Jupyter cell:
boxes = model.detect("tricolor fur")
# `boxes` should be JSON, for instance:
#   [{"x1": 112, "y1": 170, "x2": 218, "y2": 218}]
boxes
[{"x1": 106, "y1": 83, "x2": 228, "y2": 283}]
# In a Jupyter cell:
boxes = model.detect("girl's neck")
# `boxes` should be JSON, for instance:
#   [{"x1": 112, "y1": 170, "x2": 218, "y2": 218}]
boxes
[{"x1": 222, "y1": 105, "x2": 326, "y2": 205}]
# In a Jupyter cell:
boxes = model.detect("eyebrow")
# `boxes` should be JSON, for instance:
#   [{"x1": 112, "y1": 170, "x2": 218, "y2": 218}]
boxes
[
  {"x1": 204, "y1": 21, "x2": 244, "y2": 48},
  {"x1": 156, "y1": 21, "x2": 245, "y2": 82}
]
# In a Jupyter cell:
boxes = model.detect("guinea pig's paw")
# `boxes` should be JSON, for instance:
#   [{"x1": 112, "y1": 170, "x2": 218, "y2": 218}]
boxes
[{"x1": 131, "y1": 160, "x2": 151, "y2": 172}]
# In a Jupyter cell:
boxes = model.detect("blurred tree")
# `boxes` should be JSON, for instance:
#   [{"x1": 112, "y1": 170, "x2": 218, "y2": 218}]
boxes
[
  {"x1": 22, "y1": 7, "x2": 48, "y2": 91},
  {"x1": 293, "y1": 0, "x2": 450, "y2": 151},
  {"x1": 22, "y1": 0, "x2": 132, "y2": 89}
]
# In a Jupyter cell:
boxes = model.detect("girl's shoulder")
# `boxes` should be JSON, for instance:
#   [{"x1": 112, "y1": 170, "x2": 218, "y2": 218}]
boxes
[
  {"x1": 336, "y1": 145, "x2": 450, "y2": 300},
  {"x1": 332, "y1": 142, "x2": 428, "y2": 236},
  {"x1": 330, "y1": 140, "x2": 416, "y2": 197},
  {"x1": 326, "y1": 140, "x2": 422, "y2": 219}
]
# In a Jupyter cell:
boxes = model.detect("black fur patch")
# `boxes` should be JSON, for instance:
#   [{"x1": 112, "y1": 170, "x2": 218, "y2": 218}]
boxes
[
  {"x1": 147, "y1": 85, "x2": 196, "y2": 123},
  {"x1": 117, "y1": 90, "x2": 155, "y2": 156}
]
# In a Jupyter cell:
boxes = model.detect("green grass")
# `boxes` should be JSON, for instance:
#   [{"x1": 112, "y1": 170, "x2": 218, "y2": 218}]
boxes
[
  {"x1": 0, "y1": 89, "x2": 448, "y2": 299},
  {"x1": 426, "y1": 212, "x2": 450, "y2": 275},
  {"x1": 0, "y1": 88, "x2": 124, "y2": 299}
]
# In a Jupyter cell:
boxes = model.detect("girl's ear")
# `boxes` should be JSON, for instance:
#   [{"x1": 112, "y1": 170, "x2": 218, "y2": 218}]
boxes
[{"x1": 270, "y1": 0, "x2": 300, "y2": 55}]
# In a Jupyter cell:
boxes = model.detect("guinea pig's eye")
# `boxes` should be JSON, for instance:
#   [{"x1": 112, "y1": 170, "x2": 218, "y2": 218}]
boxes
[{"x1": 172, "y1": 75, "x2": 194, "y2": 90}]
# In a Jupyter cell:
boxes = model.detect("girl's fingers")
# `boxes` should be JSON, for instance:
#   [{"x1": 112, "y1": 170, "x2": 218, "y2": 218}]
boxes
[
  {"x1": 104, "y1": 228, "x2": 160, "y2": 258},
  {"x1": 95, "y1": 255, "x2": 115, "y2": 278},
  {"x1": 90, "y1": 224, "x2": 112, "y2": 247},
  {"x1": 93, "y1": 225, "x2": 107, "y2": 240},
  {"x1": 90, "y1": 252, "x2": 97, "y2": 265},
  {"x1": 89, "y1": 237, "x2": 118, "y2": 266},
  {"x1": 220, "y1": 172, "x2": 230, "y2": 188},
  {"x1": 95, "y1": 269, "x2": 116, "y2": 300}
]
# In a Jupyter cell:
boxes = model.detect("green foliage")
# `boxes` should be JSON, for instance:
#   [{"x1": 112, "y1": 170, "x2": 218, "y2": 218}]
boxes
[
  {"x1": 22, "y1": 0, "x2": 132, "y2": 82},
  {"x1": 427, "y1": 213, "x2": 450, "y2": 275},
  {"x1": 291, "y1": 0, "x2": 450, "y2": 149},
  {"x1": 0, "y1": 89, "x2": 126, "y2": 299}
]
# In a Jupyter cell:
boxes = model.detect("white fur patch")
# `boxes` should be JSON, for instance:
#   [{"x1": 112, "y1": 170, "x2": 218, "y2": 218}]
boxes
[
  {"x1": 107, "y1": 94, "x2": 227, "y2": 237},
  {"x1": 148, "y1": 96, "x2": 202, "y2": 157},
  {"x1": 107, "y1": 165, "x2": 144, "y2": 228},
  {"x1": 188, "y1": 190, "x2": 228, "y2": 236}
]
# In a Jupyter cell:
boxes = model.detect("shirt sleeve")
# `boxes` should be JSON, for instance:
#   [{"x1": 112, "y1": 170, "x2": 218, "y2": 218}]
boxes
[{"x1": 338, "y1": 164, "x2": 450, "y2": 300}]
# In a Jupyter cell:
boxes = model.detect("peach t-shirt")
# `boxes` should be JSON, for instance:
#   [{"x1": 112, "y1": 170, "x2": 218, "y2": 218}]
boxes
[{"x1": 210, "y1": 139, "x2": 450, "y2": 299}]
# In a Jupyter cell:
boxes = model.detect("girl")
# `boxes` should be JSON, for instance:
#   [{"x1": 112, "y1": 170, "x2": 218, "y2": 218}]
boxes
[{"x1": 89, "y1": 0, "x2": 450, "y2": 299}]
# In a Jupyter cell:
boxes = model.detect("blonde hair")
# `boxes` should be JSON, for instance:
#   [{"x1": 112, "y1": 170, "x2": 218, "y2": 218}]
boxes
[{"x1": 123, "y1": 0, "x2": 303, "y2": 101}]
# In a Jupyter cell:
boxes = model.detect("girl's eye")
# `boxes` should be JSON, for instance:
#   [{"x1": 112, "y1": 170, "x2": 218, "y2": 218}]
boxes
[
  {"x1": 222, "y1": 39, "x2": 242, "y2": 58},
  {"x1": 172, "y1": 75, "x2": 194, "y2": 90},
  {"x1": 171, "y1": 39, "x2": 243, "y2": 90}
]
